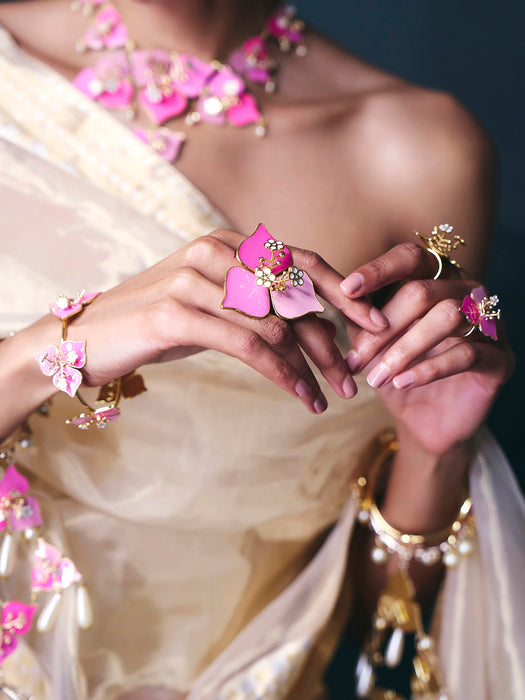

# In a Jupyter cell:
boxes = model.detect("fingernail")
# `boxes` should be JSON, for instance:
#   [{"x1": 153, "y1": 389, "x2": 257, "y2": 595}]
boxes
[
  {"x1": 295, "y1": 379, "x2": 311, "y2": 398},
  {"x1": 370, "y1": 307, "x2": 389, "y2": 329},
  {"x1": 342, "y1": 374, "x2": 357, "y2": 399},
  {"x1": 340, "y1": 273, "x2": 364, "y2": 296},
  {"x1": 314, "y1": 394, "x2": 328, "y2": 414},
  {"x1": 346, "y1": 349, "x2": 361, "y2": 373},
  {"x1": 393, "y1": 371, "x2": 415, "y2": 390},
  {"x1": 367, "y1": 362, "x2": 391, "y2": 388}
]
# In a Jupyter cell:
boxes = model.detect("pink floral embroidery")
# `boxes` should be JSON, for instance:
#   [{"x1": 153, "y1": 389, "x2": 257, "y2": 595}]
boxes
[
  {"x1": 0, "y1": 601, "x2": 36, "y2": 664},
  {"x1": 0, "y1": 465, "x2": 42, "y2": 532},
  {"x1": 31, "y1": 540, "x2": 82, "y2": 593},
  {"x1": 222, "y1": 224, "x2": 324, "y2": 319},
  {"x1": 34, "y1": 341, "x2": 86, "y2": 398}
]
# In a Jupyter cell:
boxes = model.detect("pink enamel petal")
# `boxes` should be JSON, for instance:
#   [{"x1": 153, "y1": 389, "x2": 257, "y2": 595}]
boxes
[
  {"x1": 60, "y1": 341, "x2": 86, "y2": 369},
  {"x1": 98, "y1": 80, "x2": 134, "y2": 109},
  {"x1": 131, "y1": 50, "x2": 170, "y2": 86},
  {"x1": 479, "y1": 316, "x2": 498, "y2": 340},
  {"x1": 50, "y1": 302, "x2": 81, "y2": 320},
  {"x1": 222, "y1": 267, "x2": 271, "y2": 318},
  {"x1": 36, "y1": 540, "x2": 61, "y2": 565},
  {"x1": 173, "y1": 55, "x2": 215, "y2": 97},
  {"x1": 57, "y1": 559, "x2": 82, "y2": 589},
  {"x1": 138, "y1": 88, "x2": 188, "y2": 125},
  {"x1": 208, "y1": 68, "x2": 244, "y2": 98},
  {"x1": 10, "y1": 496, "x2": 43, "y2": 531},
  {"x1": 460, "y1": 295, "x2": 480, "y2": 325},
  {"x1": 52, "y1": 367, "x2": 83, "y2": 398},
  {"x1": 2, "y1": 601, "x2": 36, "y2": 636},
  {"x1": 237, "y1": 223, "x2": 292, "y2": 273},
  {"x1": 0, "y1": 634, "x2": 18, "y2": 663},
  {"x1": 31, "y1": 566, "x2": 54, "y2": 591},
  {"x1": 271, "y1": 273, "x2": 324, "y2": 320},
  {"x1": 72, "y1": 68, "x2": 98, "y2": 98},
  {"x1": 228, "y1": 49, "x2": 246, "y2": 75},
  {"x1": 34, "y1": 346, "x2": 60, "y2": 377},
  {"x1": 68, "y1": 405, "x2": 121, "y2": 428},
  {"x1": 246, "y1": 66, "x2": 272, "y2": 84},
  {"x1": 471, "y1": 286, "x2": 487, "y2": 305},
  {"x1": 85, "y1": 8, "x2": 128, "y2": 50},
  {"x1": 134, "y1": 128, "x2": 185, "y2": 162},
  {"x1": 1, "y1": 465, "x2": 29, "y2": 497},
  {"x1": 227, "y1": 93, "x2": 261, "y2": 126}
]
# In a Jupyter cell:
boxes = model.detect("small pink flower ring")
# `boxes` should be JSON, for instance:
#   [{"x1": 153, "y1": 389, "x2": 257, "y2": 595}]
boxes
[
  {"x1": 460, "y1": 286, "x2": 500, "y2": 340},
  {"x1": 221, "y1": 223, "x2": 324, "y2": 320}
]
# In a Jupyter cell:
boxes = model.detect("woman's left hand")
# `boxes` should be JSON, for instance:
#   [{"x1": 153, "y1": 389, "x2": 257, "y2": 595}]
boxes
[{"x1": 340, "y1": 242, "x2": 515, "y2": 456}]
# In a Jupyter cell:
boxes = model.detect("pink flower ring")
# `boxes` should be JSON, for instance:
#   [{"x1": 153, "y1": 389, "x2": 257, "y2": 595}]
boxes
[
  {"x1": 34, "y1": 340, "x2": 86, "y2": 398},
  {"x1": 221, "y1": 223, "x2": 324, "y2": 320},
  {"x1": 460, "y1": 286, "x2": 500, "y2": 340}
]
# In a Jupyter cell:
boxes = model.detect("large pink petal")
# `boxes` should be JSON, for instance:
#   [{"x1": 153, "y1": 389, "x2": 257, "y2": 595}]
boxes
[
  {"x1": 237, "y1": 223, "x2": 292, "y2": 273},
  {"x1": 98, "y1": 80, "x2": 134, "y2": 110},
  {"x1": 31, "y1": 565, "x2": 54, "y2": 591},
  {"x1": 271, "y1": 272, "x2": 324, "y2": 320},
  {"x1": 60, "y1": 341, "x2": 86, "y2": 369},
  {"x1": 2, "y1": 601, "x2": 36, "y2": 635},
  {"x1": 173, "y1": 55, "x2": 216, "y2": 97},
  {"x1": 227, "y1": 93, "x2": 261, "y2": 126},
  {"x1": 1, "y1": 465, "x2": 29, "y2": 497},
  {"x1": 221, "y1": 267, "x2": 271, "y2": 318},
  {"x1": 52, "y1": 367, "x2": 83, "y2": 398},
  {"x1": 139, "y1": 88, "x2": 188, "y2": 125},
  {"x1": 480, "y1": 316, "x2": 498, "y2": 340},
  {"x1": 460, "y1": 295, "x2": 479, "y2": 325}
]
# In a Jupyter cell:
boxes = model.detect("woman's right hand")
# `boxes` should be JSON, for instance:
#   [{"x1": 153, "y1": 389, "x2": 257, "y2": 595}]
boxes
[{"x1": 67, "y1": 228, "x2": 388, "y2": 414}]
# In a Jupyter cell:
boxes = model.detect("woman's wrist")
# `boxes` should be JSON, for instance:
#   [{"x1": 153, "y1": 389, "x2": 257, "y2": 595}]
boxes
[
  {"x1": 0, "y1": 315, "x2": 60, "y2": 440},
  {"x1": 379, "y1": 423, "x2": 473, "y2": 535}
]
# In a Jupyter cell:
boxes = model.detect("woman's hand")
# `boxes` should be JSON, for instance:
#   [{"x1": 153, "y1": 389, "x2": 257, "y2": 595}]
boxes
[
  {"x1": 340, "y1": 242, "x2": 515, "y2": 455},
  {"x1": 67, "y1": 228, "x2": 389, "y2": 415}
]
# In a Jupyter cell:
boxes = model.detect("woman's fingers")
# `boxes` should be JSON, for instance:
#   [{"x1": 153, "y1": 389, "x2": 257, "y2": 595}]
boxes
[
  {"x1": 364, "y1": 299, "x2": 471, "y2": 388},
  {"x1": 340, "y1": 242, "x2": 441, "y2": 299},
  {"x1": 346, "y1": 279, "x2": 474, "y2": 373}
]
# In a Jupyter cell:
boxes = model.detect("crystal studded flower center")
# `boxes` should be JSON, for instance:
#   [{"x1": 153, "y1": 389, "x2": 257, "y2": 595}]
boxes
[{"x1": 254, "y1": 266, "x2": 276, "y2": 288}]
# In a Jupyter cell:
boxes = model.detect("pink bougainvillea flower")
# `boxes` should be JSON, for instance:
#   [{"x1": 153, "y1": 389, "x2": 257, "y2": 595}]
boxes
[
  {"x1": 31, "y1": 540, "x2": 82, "y2": 593},
  {"x1": 221, "y1": 223, "x2": 324, "y2": 319},
  {"x1": 0, "y1": 465, "x2": 42, "y2": 532},
  {"x1": 460, "y1": 286, "x2": 500, "y2": 340},
  {"x1": 0, "y1": 601, "x2": 36, "y2": 663},
  {"x1": 73, "y1": 53, "x2": 133, "y2": 110},
  {"x1": 133, "y1": 127, "x2": 185, "y2": 162},
  {"x1": 34, "y1": 341, "x2": 86, "y2": 398},
  {"x1": 49, "y1": 291, "x2": 99, "y2": 321},
  {"x1": 83, "y1": 6, "x2": 129, "y2": 50},
  {"x1": 229, "y1": 37, "x2": 274, "y2": 85},
  {"x1": 267, "y1": 5, "x2": 305, "y2": 45}
]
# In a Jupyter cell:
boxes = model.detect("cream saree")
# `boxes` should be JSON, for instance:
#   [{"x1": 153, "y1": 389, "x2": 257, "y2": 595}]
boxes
[{"x1": 0, "y1": 26, "x2": 524, "y2": 700}]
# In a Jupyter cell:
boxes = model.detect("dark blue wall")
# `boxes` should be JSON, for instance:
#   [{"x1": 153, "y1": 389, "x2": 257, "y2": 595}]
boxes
[{"x1": 297, "y1": 0, "x2": 524, "y2": 483}]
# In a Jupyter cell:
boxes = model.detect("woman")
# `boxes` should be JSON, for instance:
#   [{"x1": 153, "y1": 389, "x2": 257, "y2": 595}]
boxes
[{"x1": 0, "y1": 1, "x2": 522, "y2": 698}]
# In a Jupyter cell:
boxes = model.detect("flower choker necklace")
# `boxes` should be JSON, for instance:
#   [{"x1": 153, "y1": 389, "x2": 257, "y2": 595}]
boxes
[{"x1": 71, "y1": 1, "x2": 306, "y2": 162}]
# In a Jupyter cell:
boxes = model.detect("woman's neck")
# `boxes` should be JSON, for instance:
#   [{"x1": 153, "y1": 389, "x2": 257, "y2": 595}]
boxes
[{"x1": 112, "y1": 0, "x2": 276, "y2": 61}]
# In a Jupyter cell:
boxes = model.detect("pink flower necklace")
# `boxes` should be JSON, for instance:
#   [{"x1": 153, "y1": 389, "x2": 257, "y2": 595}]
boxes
[{"x1": 71, "y1": 1, "x2": 307, "y2": 162}]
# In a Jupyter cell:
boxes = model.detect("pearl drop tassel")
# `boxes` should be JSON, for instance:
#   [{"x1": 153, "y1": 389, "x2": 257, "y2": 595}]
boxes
[
  {"x1": 355, "y1": 653, "x2": 375, "y2": 697},
  {"x1": 76, "y1": 584, "x2": 93, "y2": 629},
  {"x1": 0, "y1": 533, "x2": 16, "y2": 578},
  {"x1": 36, "y1": 591, "x2": 63, "y2": 632},
  {"x1": 384, "y1": 627, "x2": 405, "y2": 668}
]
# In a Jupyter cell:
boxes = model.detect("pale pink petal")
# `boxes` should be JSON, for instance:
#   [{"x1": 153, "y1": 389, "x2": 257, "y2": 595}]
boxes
[
  {"x1": 31, "y1": 565, "x2": 54, "y2": 591},
  {"x1": 237, "y1": 223, "x2": 292, "y2": 273},
  {"x1": 67, "y1": 405, "x2": 121, "y2": 428},
  {"x1": 172, "y1": 55, "x2": 215, "y2": 97},
  {"x1": 196, "y1": 96, "x2": 227, "y2": 125},
  {"x1": 222, "y1": 267, "x2": 271, "y2": 318},
  {"x1": 134, "y1": 128, "x2": 185, "y2": 162},
  {"x1": 139, "y1": 88, "x2": 188, "y2": 125},
  {"x1": 35, "y1": 540, "x2": 61, "y2": 565},
  {"x1": 52, "y1": 367, "x2": 83, "y2": 398},
  {"x1": 60, "y1": 340, "x2": 86, "y2": 369},
  {"x1": 57, "y1": 559, "x2": 82, "y2": 589},
  {"x1": 271, "y1": 272, "x2": 324, "y2": 320},
  {"x1": 479, "y1": 316, "x2": 498, "y2": 340},
  {"x1": 227, "y1": 93, "x2": 261, "y2": 126},
  {"x1": 34, "y1": 346, "x2": 61, "y2": 377},
  {"x1": 208, "y1": 68, "x2": 244, "y2": 98},
  {"x1": 131, "y1": 50, "x2": 170, "y2": 85}
]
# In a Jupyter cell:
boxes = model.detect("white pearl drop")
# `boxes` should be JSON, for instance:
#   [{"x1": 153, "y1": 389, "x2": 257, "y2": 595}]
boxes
[
  {"x1": 0, "y1": 533, "x2": 16, "y2": 578},
  {"x1": 355, "y1": 655, "x2": 375, "y2": 697},
  {"x1": 385, "y1": 627, "x2": 405, "y2": 668},
  {"x1": 371, "y1": 546, "x2": 388, "y2": 564},
  {"x1": 36, "y1": 592, "x2": 63, "y2": 632},
  {"x1": 458, "y1": 539, "x2": 473, "y2": 556},
  {"x1": 443, "y1": 550, "x2": 459, "y2": 568},
  {"x1": 76, "y1": 584, "x2": 94, "y2": 630}
]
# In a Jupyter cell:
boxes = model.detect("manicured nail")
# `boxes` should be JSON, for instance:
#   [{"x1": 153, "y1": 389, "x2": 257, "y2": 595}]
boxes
[
  {"x1": 367, "y1": 362, "x2": 391, "y2": 388},
  {"x1": 346, "y1": 349, "x2": 361, "y2": 373},
  {"x1": 393, "y1": 371, "x2": 415, "y2": 390},
  {"x1": 314, "y1": 394, "x2": 328, "y2": 413},
  {"x1": 295, "y1": 378, "x2": 311, "y2": 398},
  {"x1": 370, "y1": 307, "x2": 389, "y2": 329},
  {"x1": 340, "y1": 273, "x2": 364, "y2": 296},
  {"x1": 342, "y1": 374, "x2": 357, "y2": 399}
]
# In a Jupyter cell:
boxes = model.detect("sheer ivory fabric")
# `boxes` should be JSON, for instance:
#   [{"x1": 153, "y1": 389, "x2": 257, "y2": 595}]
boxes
[{"x1": 0, "y1": 27, "x2": 524, "y2": 700}]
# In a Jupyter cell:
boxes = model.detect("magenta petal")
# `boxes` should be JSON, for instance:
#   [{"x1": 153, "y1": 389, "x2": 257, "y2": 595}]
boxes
[
  {"x1": 227, "y1": 93, "x2": 261, "y2": 126},
  {"x1": 460, "y1": 295, "x2": 479, "y2": 325},
  {"x1": 60, "y1": 341, "x2": 86, "y2": 369},
  {"x1": 174, "y1": 55, "x2": 216, "y2": 97},
  {"x1": 196, "y1": 96, "x2": 227, "y2": 125},
  {"x1": 72, "y1": 67, "x2": 99, "y2": 98},
  {"x1": 68, "y1": 405, "x2": 121, "y2": 428},
  {"x1": 98, "y1": 80, "x2": 134, "y2": 109},
  {"x1": 222, "y1": 267, "x2": 271, "y2": 318},
  {"x1": 237, "y1": 224, "x2": 292, "y2": 273},
  {"x1": 139, "y1": 88, "x2": 188, "y2": 125},
  {"x1": 0, "y1": 636, "x2": 17, "y2": 663},
  {"x1": 471, "y1": 286, "x2": 487, "y2": 306},
  {"x1": 2, "y1": 601, "x2": 36, "y2": 636},
  {"x1": 208, "y1": 68, "x2": 244, "y2": 98},
  {"x1": 10, "y1": 496, "x2": 42, "y2": 531},
  {"x1": 480, "y1": 316, "x2": 498, "y2": 340},
  {"x1": 0, "y1": 465, "x2": 29, "y2": 497},
  {"x1": 35, "y1": 540, "x2": 61, "y2": 565},
  {"x1": 271, "y1": 273, "x2": 324, "y2": 320}
]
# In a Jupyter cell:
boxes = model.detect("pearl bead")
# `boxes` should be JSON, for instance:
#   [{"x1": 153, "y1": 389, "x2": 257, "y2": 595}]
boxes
[
  {"x1": 458, "y1": 539, "x2": 474, "y2": 556},
  {"x1": 37, "y1": 592, "x2": 63, "y2": 632},
  {"x1": 0, "y1": 533, "x2": 15, "y2": 578},
  {"x1": 443, "y1": 550, "x2": 459, "y2": 568},
  {"x1": 371, "y1": 546, "x2": 388, "y2": 564}
]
